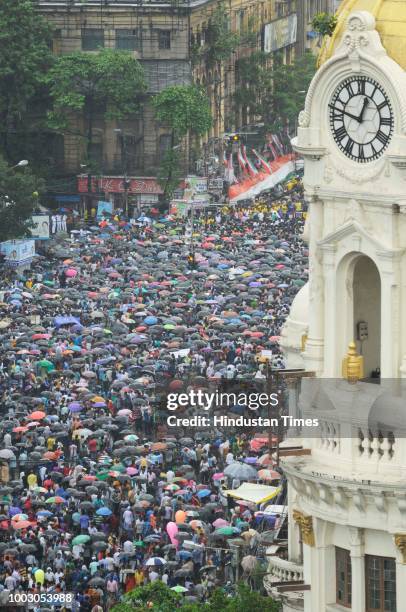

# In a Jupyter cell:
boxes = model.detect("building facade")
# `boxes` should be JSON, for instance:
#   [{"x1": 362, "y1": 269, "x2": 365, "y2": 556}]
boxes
[
  {"x1": 271, "y1": 1, "x2": 406, "y2": 610},
  {"x1": 38, "y1": 0, "x2": 328, "y2": 180}
]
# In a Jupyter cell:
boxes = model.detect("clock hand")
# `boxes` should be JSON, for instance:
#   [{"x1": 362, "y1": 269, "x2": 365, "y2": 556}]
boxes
[
  {"x1": 358, "y1": 97, "x2": 369, "y2": 122},
  {"x1": 328, "y1": 104, "x2": 361, "y2": 122}
]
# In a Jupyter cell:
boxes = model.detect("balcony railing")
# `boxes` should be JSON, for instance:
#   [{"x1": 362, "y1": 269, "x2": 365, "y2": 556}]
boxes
[
  {"x1": 284, "y1": 378, "x2": 406, "y2": 481},
  {"x1": 266, "y1": 556, "x2": 304, "y2": 584}
]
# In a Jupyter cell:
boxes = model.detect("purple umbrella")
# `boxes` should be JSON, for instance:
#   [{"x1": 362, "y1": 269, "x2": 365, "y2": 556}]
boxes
[
  {"x1": 69, "y1": 404, "x2": 82, "y2": 413},
  {"x1": 9, "y1": 506, "x2": 22, "y2": 517}
]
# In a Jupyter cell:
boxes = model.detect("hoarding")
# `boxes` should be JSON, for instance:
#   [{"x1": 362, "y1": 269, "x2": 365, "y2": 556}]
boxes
[
  {"x1": 0, "y1": 239, "x2": 36, "y2": 266},
  {"x1": 97, "y1": 201, "x2": 113, "y2": 219},
  {"x1": 263, "y1": 14, "x2": 297, "y2": 53},
  {"x1": 30, "y1": 214, "x2": 50, "y2": 240}
]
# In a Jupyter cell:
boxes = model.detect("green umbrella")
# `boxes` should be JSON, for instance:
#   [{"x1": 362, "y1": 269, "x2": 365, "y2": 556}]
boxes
[
  {"x1": 293, "y1": 279, "x2": 306, "y2": 286},
  {"x1": 171, "y1": 586, "x2": 188, "y2": 593},
  {"x1": 134, "y1": 540, "x2": 145, "y2": 547},
  {"x1": 96, "y1": 471, "x2": 110, "y2": 481},
  {"x1": 72, "y1": 534, "x2": 91, "y2": 545},
  {"x1": 215, "y1": 526, "x2": 237, "y2": 536},
  {"x1": 38, "y1": 359, "x2": 55, "y2": 371}
]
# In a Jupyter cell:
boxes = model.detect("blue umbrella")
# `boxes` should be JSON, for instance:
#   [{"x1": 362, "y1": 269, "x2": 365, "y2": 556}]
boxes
[
  {"x1": 178, "y1": 550, "x2": 193, "y2": 560},
  {"x1": 37, "y1": 510, "x2": 53, "y2": 518},
  {"x1": 144, "y1": 557, "x2": 166, "y2": 566},
  {"x1": 144, "y1": 316, "x2": 158, "y2": 325},
  {"x1": 197, "y1": 489, "x2": 211, "y2": 498},
  {"x1": 96, "y1": 507, "x2": 112, "y2": 516}
]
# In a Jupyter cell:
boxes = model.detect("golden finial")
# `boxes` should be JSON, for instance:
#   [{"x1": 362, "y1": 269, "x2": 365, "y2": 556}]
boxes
[{"x1": 342, "y1": 341, "x2": 364, "y2": 383}]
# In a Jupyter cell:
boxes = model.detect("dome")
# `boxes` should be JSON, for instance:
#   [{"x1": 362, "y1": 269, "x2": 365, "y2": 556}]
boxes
[
  {"x1": 287, "y1": 282, "x2": 309, "y2": 326},
  {"x1": 318, "y1": 0, "x2": 406, "y2": 71},
  {"x1": 280, "y1": 283, "x2": 309, "y2": 370}
]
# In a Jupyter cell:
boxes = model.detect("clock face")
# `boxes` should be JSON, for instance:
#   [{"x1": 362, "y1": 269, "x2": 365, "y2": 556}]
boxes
[{"x1": 329, "y1": 76, "x2": 394, "y2": 162}]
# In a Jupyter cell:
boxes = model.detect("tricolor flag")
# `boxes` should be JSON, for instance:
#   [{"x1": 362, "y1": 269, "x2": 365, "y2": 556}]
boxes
[
  {"x1": 224, "y1": 153, "x2": 236, "y2": 184},
  {"x1": 252, "y1": 149, "x2": 272, "y2": 174},
  {"x1": 241, "y1": 145, "x2": 258, "y2": 177},
  {"x1": 237, "y1": 147, "x2": 247, "y2": 173}
]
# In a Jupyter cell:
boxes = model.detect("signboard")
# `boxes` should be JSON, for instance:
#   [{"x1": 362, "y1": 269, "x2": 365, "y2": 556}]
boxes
[
  {"x1": 185, "y1": 176, "x2": 208, "y2": 194},
  {"x1": 170, "y1": 200, "x2": 188, "y2": 217},
  {"x1": 97, "y1": 201, "x2": 113, "y2": 219},
  {"x1": 208, "y1": 178, "x2": 224, "y2": 191},
  {"x1": 0, "y1": 239, "x2": 36, "y2": 266},
  {"x1": 77, "y1": 175, "x2": 163, "y2": 195},
  {"x1": 31, "y1": 214, "x2": 50, "y2": 240},
  {"x1": 263, "y1": 14, "x2": 297, "y2": 53}
]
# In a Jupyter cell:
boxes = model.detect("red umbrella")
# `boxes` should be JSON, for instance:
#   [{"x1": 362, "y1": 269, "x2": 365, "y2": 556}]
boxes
[
  {"x1": 32, "y1": 333, "x2": 50, "y2": 340},
  {"x1": 28, "y1": 411, "x2": 46, "y2": 420},
  {"x1": 12, "y1": 520, "x2": 32, "y2": 529}
]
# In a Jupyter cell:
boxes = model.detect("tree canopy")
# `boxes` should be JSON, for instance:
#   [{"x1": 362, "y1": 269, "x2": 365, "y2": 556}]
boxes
[
  {"x1": 153, "y1": 85, "x2": 212, "y2": 139},
  {"x1": 235, "y1": 51, "x2": 316, "y2": 133},
  {"x1": 0, "y1": 157, "x2": 43, "y2": 242},
  {"x1": 111, "y1": 582, "x2": 281, "y2": 612},
  {"x1": 0, "y1": 0, "x2": 53, "y2": 162},
  {"x1": 153, "y1": 84, "x2": 212, "y2": 205},
  {"x1": 46, "y1": 49, "x2": 147, "y2": 164}
]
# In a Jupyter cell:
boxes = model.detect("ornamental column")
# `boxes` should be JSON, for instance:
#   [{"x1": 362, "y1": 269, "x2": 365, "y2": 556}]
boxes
[{"x1": 349, "y1": 527, "x2": 365, "y2": 612}]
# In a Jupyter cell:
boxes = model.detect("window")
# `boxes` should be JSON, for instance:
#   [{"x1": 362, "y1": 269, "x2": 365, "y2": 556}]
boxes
[
  {"x1": 366, "y1": 555, "x2": 396, "y2": 612},
  {"x1": 336, "y1": 547, "x2": 352, "y2": 608},
  {"x1": 116, "y1": 29, "x2": 139, "y2": 51},
  {"x1": 82, "y1": 29, "x2": 104, "y2": 51},
  {"x1": 158, "y1": 30, "x2": 171, "y2": 50}
]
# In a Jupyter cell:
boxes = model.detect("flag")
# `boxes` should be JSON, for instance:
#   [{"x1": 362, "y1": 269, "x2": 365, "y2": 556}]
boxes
[
  {"x1": 267, "y1": 137, "x2": 278, "y2": 160},
  {"x1": 241, "y1": 145, "x2": 258, "y2": 177},
  {"x1": 237, "y1": 147, "x2": 247, "y2": 173},
  {"x1": 224, "y1": 153, "x2": 236, "y2": 184},
  {"x1": 271, "y1": 134, "x2": 284, "y2": 156},
  {"x1": 252, "y1": 149, "x2": 272, "y2": 174}
]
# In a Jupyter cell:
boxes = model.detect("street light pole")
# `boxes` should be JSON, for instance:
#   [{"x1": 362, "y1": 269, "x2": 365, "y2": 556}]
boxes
[{"x1": 115, "y1": 129, "x2": 130, "y2": 217}]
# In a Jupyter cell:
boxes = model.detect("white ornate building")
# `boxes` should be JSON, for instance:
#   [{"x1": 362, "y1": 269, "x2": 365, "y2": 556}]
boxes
[{"x1": 267, "y1": 2, "x2": 406, "y2": 611}]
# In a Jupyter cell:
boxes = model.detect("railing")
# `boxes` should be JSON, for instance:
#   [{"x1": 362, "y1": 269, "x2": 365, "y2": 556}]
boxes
[{"x1": 266, "y1": 556, "x2": 304, "y2": 583}]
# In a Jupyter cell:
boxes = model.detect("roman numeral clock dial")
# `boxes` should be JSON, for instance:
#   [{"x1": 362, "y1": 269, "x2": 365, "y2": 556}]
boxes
[{"x1": 329, "y1": 77, "x2": 394, "y2": 162}]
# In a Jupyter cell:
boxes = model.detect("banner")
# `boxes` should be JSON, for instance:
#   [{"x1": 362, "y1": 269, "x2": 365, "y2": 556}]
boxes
[
  {"x1": 263, "y1": 14, "x2": 297, "y2": 52},
  {"x1": 77, "y1": 176, "x2": 162, "y2": 195},
  {"x1": 0, "y1": 239, "x2": 36, "y2": 266},
  {"x1": 97, "y1": 201, "x2": 113, "y2": 219},
  {"x1": 31, "y1": 214, "x2": 50, "y2": 240},
  {"x1": 185, "y1": 176, "x2": 208, "y2": 194}
]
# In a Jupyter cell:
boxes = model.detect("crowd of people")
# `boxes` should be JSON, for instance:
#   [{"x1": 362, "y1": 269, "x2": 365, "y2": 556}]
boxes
[{"x1": 0, "y1": 181, "x2": 307, "y2": 610}]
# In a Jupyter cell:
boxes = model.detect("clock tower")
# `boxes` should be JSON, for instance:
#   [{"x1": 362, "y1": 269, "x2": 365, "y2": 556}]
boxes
[
  {"x1": 292, "y1": 9, "x2": 406, "y2": 379},
  {"x1": 271, "y1": 5, "x2": 406, "y2": 612}
]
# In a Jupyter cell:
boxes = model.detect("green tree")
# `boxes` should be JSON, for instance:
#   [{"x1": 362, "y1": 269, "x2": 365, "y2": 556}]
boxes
[
  {"x1": 152, "y1": 85, "x2": 212, "y2": 206},
  {"x1": 235, "y1": 51, "x2": 316, "y2": 133},
  {"x1": 112, "y1": 583, "x2": 281, "y2": 612},
  {"x1": 204, "y1": 3, "x2": 240, "y2": 68},
  {"x1": 111, "y1": 581, "x2": 181, "y2": 612},
  {"x1": 0, "y1": 156, "x2": 44, "y2": 242},
  {"x1": 0, "y1": 0, "x2": 53, "y2": 163},
  {"x1": 46, "y1": 49, "x2": 147, "y2": 169},
  {"x1": 312, "y1": 12, "x2": 338, "y2": 37}
]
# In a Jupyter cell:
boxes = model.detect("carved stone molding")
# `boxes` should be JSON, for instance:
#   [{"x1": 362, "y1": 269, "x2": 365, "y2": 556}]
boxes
[
  {"x1": 394, "y1": 534, "x2": 406, "y2": 563},
  {"x1": 293, "y1": 509, "x2": 315, "y2": 547}
]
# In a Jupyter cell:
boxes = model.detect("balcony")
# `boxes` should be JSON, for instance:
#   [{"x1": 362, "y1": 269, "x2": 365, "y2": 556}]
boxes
[
  {"x1": 267, "y1": 555, "x2": 304, "y2": 582},
  {"x1": 282, "y1": 378, "x2": 406, "y2": 485},
  {"x1": 264, "y1": 556, "x2": 305, "y2": 611}
]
